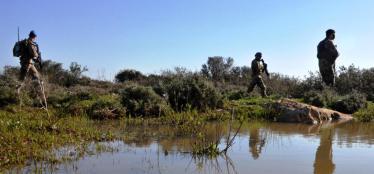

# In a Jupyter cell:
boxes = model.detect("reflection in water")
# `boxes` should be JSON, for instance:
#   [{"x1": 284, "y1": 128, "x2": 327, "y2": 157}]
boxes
[
  {"x1": 8, "y1": 121, "x2": 374, "y2": 174},
  {"x1": 186, "y1": 154, "x2": 238, "y2": 174},
  {"x1": 249, "y1": 127, "x2": 266, "y2": 159},
  {"x1": 314, "y1": 128, "x2": 335, "y2": 174}
]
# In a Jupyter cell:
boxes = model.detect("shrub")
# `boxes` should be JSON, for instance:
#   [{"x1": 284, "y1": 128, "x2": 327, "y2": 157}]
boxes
[
  {"x1": 60, "y1": 93, "x2": 125, "y2": 119},
  {"x1": 227, "y1": 90, "x2": 246, "y2": 100},
  {"x1": 48, "y1": 89, "x2": 98, "y2": 117},
  {"x1": 48, "y1": 90, "x2": 91, "y2": 109},
  {"x1": 89, "y1": 95, "x2": 125, "y2": 119},
  {"x1": 330, "y1": 92, "x2": 367, "y2": 114},
  {"x1": 302, "y1": 89, "x2": 339, "y2": 108},
  {"x1": 40, "y1": 61, "x2": 88, "y2": 87},
  {"x1": 166, "y1": 78, "x2": 223, "y2": 112},
  {"x1": 0, "y1": 86, "x2": 17, "y2": 107},
  {"x1": 303, "y1": 91, "x2": 326, "y2": 107},
  {"x1": 0, "y1": 75, "x2": 18, "y2": 107},
  {"x1": 115, "y1": 69, "x2": 146, "y2": 83},
  {"x1": 265, "y1": 73, "x2": 300, "y2": 98},
  {"x1": 120, "y1": 85, "x2": 170, "y2": 117},
  {"x1": 152, "y1": 82, "x2": 167, "y2": 97},
  {"x1": 67, "y1": 99, "x2": 96, "y2": 116},
  {"x1": 353, "y1": 102, "x2": 374, "y2": 122},
  {"x1": 335, "y1": 65, "x2": 361, "y2": 95}
]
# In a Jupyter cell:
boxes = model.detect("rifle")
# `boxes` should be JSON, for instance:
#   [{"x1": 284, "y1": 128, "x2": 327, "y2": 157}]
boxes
[
  {"x1": 261, "y1": 59, "x2": 270, "y2": 77},
  {"x1": 17, "y1": 27, "x2": 20, "y2": 42},
  {"x1": 13, "y1": 27, "x2": 22, "y2": 57},
  {"x1": 35, "y1": 43, "x2": 43, "y2": 72}
]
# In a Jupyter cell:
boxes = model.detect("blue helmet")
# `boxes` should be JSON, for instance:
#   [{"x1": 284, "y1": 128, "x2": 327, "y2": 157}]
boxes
[{"x1": 29, "y1": 30, "x2": 37, "y2": 38}]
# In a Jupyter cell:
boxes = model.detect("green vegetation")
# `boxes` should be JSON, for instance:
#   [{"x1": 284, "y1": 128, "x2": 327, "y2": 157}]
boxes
[
  {"x1": 354, "y1": 102, "x2": 374, "y2": 122},
  {"x1": 228, "y1": 97, "x2": 275, "y2": 120},
  {"x1": 0, "y1": 106, "x2": 116, "y2": 169},
  {"x1": 115, "y1": 69, "x2": 146, "y2": 83},
  {"x1": 165, "y1": 77, "x2": 223, "y2": 112},
  {"x1": 1, "y1": 57, "x2": 374, "y2": 170},
  {"x1": 330, "y1": 91, "x2": 367, "y2": 114},
  {"x1": 302, "y1": 89, "x2": 367, "y2": 114},
  {"x1": 120, "y1": 84, "x2": 170, "y2": 117}
]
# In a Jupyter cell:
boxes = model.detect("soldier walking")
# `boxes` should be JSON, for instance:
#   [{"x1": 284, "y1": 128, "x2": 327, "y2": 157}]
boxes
[
  {"x1": 15, "y1": 30, "x2": 47, "y2": 109},
  {"x1": 317, "y1": 29, "x2": 339, "y2": 86},
  {"x1": 247, "y1": 52, "x2": 269, "y2": 97}
]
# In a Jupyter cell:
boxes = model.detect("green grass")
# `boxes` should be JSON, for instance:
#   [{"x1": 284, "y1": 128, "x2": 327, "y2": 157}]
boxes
[
  {"x1": 226, "y1": 97, "x2": 275, "y2": 120},
  {"x1": 0, "y1": 105, "x2": 116, "y2": 170},
  {"x1": 0, "y1": 104, "x2": 235, "y2": 170},
  {"x1": 353, "y1": 102, "x2": 374, "y2": 122}
]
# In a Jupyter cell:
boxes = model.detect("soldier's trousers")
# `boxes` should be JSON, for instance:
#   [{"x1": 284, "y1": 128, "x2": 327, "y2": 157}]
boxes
[
  {"x1": 248, "y1": 76, "x2": 267, "y2": 97},
  {"x1": 19, "y1": 60, "x2": 40, "y2": 81},
  {"x1": 17, "y1": 59, "x2": 46, "y2": 108},
  {"x1": 318, "y1": 59, "x2": 335, "y2": 86}
]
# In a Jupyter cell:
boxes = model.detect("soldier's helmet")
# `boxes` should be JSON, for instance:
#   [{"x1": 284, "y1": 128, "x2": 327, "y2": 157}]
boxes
[
  {"x1": 255, "y1": 52, "x2": 262, "y2": 58},
  {"x1": 326, "y1": 29, "x2": 335, "y2": 37},
  {"x1": 29, "y1": 30, "x2": 37, "y2": 38}
]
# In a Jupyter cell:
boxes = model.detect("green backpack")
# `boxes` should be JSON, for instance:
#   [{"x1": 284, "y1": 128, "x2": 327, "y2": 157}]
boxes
[{"x1": 13, "y1": 39, "x2": 27, "y2": 58}]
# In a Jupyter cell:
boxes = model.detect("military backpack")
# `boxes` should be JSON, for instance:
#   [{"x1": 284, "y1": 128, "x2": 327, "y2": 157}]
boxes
[{"x1": 13, "y1": 39, "x2": 27, "y2": 58}]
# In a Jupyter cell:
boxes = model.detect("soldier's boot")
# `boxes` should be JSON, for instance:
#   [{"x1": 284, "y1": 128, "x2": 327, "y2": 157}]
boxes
[
  {"x1": 247, "y1": 83, "x2": 255, "y2": 94},
  {"x1": 259, "y1": 81, "x2": 268, "y2": 97},
  {"x1": 37, "y1": 80, "x2": 48, "y2": 110},
  {"x1": 31, "y1": 79, "x2": 47, "y2": 109},
  {"x1": 261, "y1": 89, "x2": 268, "y2": 98}
]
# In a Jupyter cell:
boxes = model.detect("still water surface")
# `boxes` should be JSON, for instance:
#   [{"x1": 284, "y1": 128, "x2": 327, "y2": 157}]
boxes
[{"x1": 15, "y1": 121, "x2": 374, "y2": 174}]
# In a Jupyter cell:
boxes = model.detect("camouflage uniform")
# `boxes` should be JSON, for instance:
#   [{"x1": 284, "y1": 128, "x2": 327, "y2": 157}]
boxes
[
  {"x1": 249, "y1": 127, "x2": 265, "y2": 159},
  {"x1": 19, "y1": 39, "x2": 40, "y2": 81},
  {"x1": 248, "y1": 58, "x2": 267, "y2": 97},
  {"x1": 317, "y1": 38, "x2": 339, "y2": 86},
  {"x1": 16, "y1": 31, "x2": 48, "y2": 109}
]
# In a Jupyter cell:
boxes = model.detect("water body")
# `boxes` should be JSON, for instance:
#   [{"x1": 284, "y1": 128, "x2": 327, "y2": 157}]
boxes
[{"x1": 11, "y1": 121, "x2": 374, "y2": 174}]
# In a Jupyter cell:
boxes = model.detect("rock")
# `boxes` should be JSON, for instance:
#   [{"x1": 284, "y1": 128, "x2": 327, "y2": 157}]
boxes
[{"x1": 273, "y1": 98, "x2": 353, "y2": 124}]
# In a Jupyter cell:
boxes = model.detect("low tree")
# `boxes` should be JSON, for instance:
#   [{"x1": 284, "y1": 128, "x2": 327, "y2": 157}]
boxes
[
  {"x1": 115, "y1": 69, "x2": 146, "y2": 83},
  {"x1": 201, "y1": 56, "x2": 234, "y2": 82}
]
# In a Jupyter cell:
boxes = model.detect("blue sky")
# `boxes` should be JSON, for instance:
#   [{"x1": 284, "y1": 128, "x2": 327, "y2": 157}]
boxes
[{"x1": 1, "y1": 0, "x2": 373, "y2": 80}]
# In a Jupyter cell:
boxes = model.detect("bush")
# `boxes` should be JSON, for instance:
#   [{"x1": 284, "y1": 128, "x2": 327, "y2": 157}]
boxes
[
  {"x1": 330, "y1": 92, "x2": 367, "y2": 114},
  {"x1": 152, "y1": 82, "x2": 167, "y2": 97},
  {"x1": 61, "y1": 93, "x2": 125, "y2": 119},
  {"x1": 48, "y1": 90, "x2": 92, "y2": 109},
  {"x1": 0, "y1": 86, "x2": 17, "y2": 107},
  {"x1": 303, "y1": 91, "x2": 326, "y2": 107},
  {"x1": 89, "y1": 95, "x2": 125, "y2": 119},
  {"x1": 265, "y1": 73, "x2": 300, "y2": 98},
  {"x1": 0, "y1": 75, "x2": 18, "y2": 107},
  {"x1": 302, "y1": 89, "x2": 339, "y2": 108},
  {"x1": 120, "y1": 85, "x2": 170, "y2": 117},
  {"x1": 115, "y1": 69, "x2": 146, "y2": 83},
  {"x1": 166, "y1": 77, "x2": 223, "y2": 112},
  {"x1": 335, "y1": 65, "x2": 362, "y2": 95},
  {"x1": 353, "y1": 102, "x2": 374, "y2": 122},
  {"x1": 227, "y1": 90, "x2": 246, "y2": 100},
  {"x1": 67, "y1": 99, "x2": 96, "y2": 116}
]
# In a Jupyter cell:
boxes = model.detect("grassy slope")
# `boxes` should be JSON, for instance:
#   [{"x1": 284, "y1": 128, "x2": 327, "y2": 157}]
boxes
[{"x1": 0, "y1": 106, "x2": 116, "y2": 170}]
